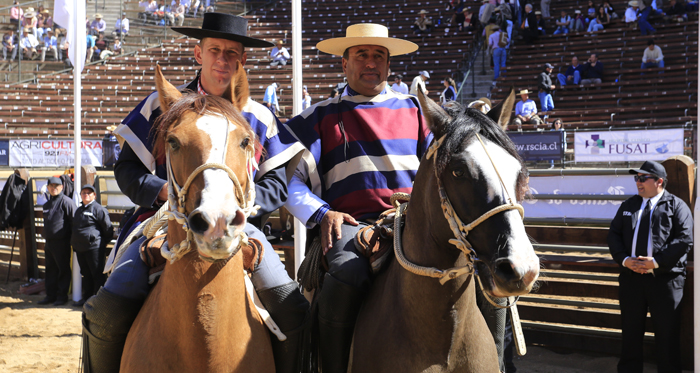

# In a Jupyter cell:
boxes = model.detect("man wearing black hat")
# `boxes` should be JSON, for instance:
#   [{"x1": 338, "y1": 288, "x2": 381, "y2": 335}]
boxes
[
  {"x1": 83, "y1": 13, "x2": 307, "y2": 373},
  {"x1": 39, "y1": 176, "x2": 75, "y2": 306},
  {"x1": 608, "y1": 161, "x2": 693, "y2": 373},
  {"x1": 537, "y1": 63, "x2": 556, "y2": 112},
  {"x1": 71, "y1": 184, "x2": 113, "y2": 307}
]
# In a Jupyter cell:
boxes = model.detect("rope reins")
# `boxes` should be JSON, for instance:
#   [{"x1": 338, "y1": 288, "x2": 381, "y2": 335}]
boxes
[{"x1": 392, "y1": 132, "x2": 523, "y2": 308}]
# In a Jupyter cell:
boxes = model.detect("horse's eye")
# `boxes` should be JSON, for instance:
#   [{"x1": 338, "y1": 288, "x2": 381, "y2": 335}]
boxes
[
  {"x1": 166, "y1": 137, "x2": 180, "y2": 151},
  {"x1": 240, "y1": 137, "x2": 251, "y2": 149},
  {"x1": 452, "y1": 168, "x2": 465, "y2": 178}
]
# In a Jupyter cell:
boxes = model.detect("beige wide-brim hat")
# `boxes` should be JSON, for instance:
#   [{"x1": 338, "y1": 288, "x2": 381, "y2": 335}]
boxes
[
  {"x1": 418, "y1": 9, "x2": 429, "y2": 14},
  {"x1": 94, "y1": 14, "x2": 103, "y2": 19},
  {"x1": 25, "y1": 8, "x2": 36, "y2": 18},
  {"x1": 628, "y1": 0, "x2": 639, "y2": 6},
  {"x1": 106, "y1": 125, "x2": 118, "y2": 131},
  {"x1": 518, "y1": 89, "x2": 532, "y2": 95},
  {"x1": 316, "y1": 23, "x2": 418, "y2": 57}
]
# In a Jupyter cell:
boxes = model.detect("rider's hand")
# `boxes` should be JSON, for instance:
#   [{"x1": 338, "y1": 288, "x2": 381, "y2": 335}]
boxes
[
  {"x1": 320, "y1": 211, "x2": 358, "y2": 255},
  {"x1": 157, "y1": 182, "x2": 168, "y2": 202}
]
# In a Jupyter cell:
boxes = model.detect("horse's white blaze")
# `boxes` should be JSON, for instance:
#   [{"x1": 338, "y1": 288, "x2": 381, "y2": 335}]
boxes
[{"x1": 194, "y1": 114, "x2": 244, "y2": 255}]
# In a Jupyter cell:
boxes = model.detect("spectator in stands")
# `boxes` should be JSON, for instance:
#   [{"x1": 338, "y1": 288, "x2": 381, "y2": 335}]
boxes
[
  {"x1": 603, "y1": 0, "x2": 619, "y2": 19},
  {"x1": 270, "y1": 40, "x2": 290, "y2": 66},
  {"x1": 483, "y1": 18, "x2": 499, "y2": 54},
  {"x1": 86, "y1": 34, "x2": 96, "y2": 63},
  {"x1": 180, "y1": 0, "x2": 193, "y2": 14},
  {"x1": 541, "y1": 0, "x2": 552, "y2": 18},
  {"x1": 412, "y1": 10, "x2": 434, "y2": 34},
  {"x1": 641, "y1": 39, "x2": 664, "y2": 71},
  {"x1": 521, "y1": 4, "x2": 539, "y2": 44},
  {"x1": 391, "y1": 74, "x2": 409, "y2": 94},
  {"x1": 608, "y1": 161, "x2": 692, "y2": 373},
  {"x1": 19, "y1": 27, "x2": 39, "y2": 60},
  {"x1": 571, "y1": 9, "x2": 586, "y2": 31},
  {"x1": 586, "y1": 1, "x2": 598, "y2": 23},
  {"x1": 194, "y1": 2, "x2": 205, "y2": 17},
  {"x1": 173, "y1": 0, "x2": 186, "y2": 27},
  {"x1": 112, "y1": 36, "x2": 122, "y2": 55},
  {"x1": 535, "y1": 11, "x2": 546, "y2": 35},
  {"x1": 10, "y1": 0, "x2": 23, "y2": 25},
  {"x1": 588, "y1": 5, "x2": 610, "y2": 32},
  {"x1": 512, "y1": 89, "x2": 543, "y2": 127},
  {"x1": 139, "y1": 0, "x2": 159, "y2": 24},
  {"x1": 160, "y1": 0, "x2": 175, "y2": 26},
  {"x1": 94, "y1": 33, "x2": 108, "y2": 60},
  {"x1": 410, "y1": 70, "x2": 430, "y2": 96},
  {"x1": 440, "y1": 77, "x2": 457, "y2": 105},
  {"x1": 114, "y1": 13, "x2": 130, "y2": 36},
  {"x1": 39, "y1": 176, "x2": 75, "y2": 306},
  {"x1": 23, "y1": 8, "x2": 39, "y2": 40},
  {"x1": 664, "y1": 0, "x2": 688, "y2": 21},
  {"x1": 42, "y1": 9, "x2": 53, "y2": 29},
  {"x1": 553, "y1": 10, "x2": 572, "y2": 34},
  {"x1": 450, "y1": 0, "x2": 467, "y2": 24},
  {"x1": 71, "y1": 184, "x2": 113, "y2": 308},
  {"x1": 557, "y1": 56, "x2": 582, "y2": 86},
  {"x1": 40, "y1": 29, "x2": 58, "y2": 62},
  {"x1": 458, "y1": 7, "x2": 479, "y2": 32},
  {"x1": 625, "y1": 1, "x2": 640, "y2": 25},
  {"x1": 90, "y1": 14, "x2": 106, "y2": 36},
  {"x1": 264, "y1": 82, "x2": 280, "y2": 114},
  {"x1": 489, "y1": 25, "x2": 507, "y2": 80},
  {"x1": 302, "y1": 85, "x2": 312, "y2": 110},
  {"x1": 580, "y1": 53, "x2": 604, "y2": 84},
  {"x1": 479, "y1": 0, "x2": 496, "y2": 25},
  {"x1": 548, "y1": 118, "x2": 566, "y2": 168},
  {"x1": 538, "y1": 63, "x2": 556, "y2": 112},
  {"x1": 2, "y1": 30, "x2": 17, "y2": 61},
  {"x1": 57, "y1": 28, "x2": 68, "y2": 63},
  {"x1": 496, "y1": 4, "x2": 514, "y2": 45}
]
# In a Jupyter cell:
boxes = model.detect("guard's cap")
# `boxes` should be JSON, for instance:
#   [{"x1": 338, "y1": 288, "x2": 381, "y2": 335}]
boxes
[{"x1": 629, "y1": 161, "x2": 667, "y2": 179}]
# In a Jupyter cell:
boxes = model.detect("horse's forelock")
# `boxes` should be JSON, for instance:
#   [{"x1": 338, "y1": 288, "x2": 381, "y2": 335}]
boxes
[
  {"x1": 151, "y1": 92, "x2": 257, "y2": 161},
  {"x1": 434, "y1": 103, "x2": 529, "y2": 202}
]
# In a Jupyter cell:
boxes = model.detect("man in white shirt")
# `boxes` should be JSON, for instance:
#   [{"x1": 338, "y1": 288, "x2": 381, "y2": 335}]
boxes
[
  {"x1": 390, "y1": 74, "x2": 409, "y2": 94},
  {"x1": 114, "y1": 13, "x2": 130, "y2": 36},
  {"x1": 409, "y1": 70, "x2": 429, "y2": 96},
  {"x1": 264, "y1": 82, "x2": 279, "y2": 114},
  {"x1": 270, "y1": 40, "x2": 290, "y2": 66},
  {"x1": 20, "y1": 27, "x2": 39, "y2": 60},
  {"x1": 625, "y1": 0, "x2": 639, "y2": 23},
  {"x1": 641, "y1": 39, "x2": 664, "y2": 70}
]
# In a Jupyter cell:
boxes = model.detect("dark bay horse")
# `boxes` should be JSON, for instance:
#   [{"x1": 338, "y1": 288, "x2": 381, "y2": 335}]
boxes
[
  {"x1": 350, "y1": 90, "x2": 540, "y2": 372},
  {"x1": 119, "y1": 65, "x2": 275, "y2": 373}
]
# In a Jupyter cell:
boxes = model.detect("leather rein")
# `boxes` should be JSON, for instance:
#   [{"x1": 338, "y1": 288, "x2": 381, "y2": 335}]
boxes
[{"x1": 393, "y1": 133, "x2": 524, "y2": 309}]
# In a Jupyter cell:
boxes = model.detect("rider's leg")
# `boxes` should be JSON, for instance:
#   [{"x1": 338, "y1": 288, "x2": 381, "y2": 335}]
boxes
[
  {"x1": 246, "y1": 223, "x2": 310, "y2": 373},
  {"x1": 82, "y1": 236, "x2": 150, "y2": 373},
  {"x1": 317, "y1": 223, "x2": 371, "y2": 373}
]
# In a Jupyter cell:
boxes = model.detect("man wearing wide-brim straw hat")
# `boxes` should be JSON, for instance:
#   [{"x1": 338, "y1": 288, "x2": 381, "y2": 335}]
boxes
[
  {"x1": 81, "y1": 12, "x2": 309, "y2": 373},
  {"x1": 282, "y1": 23, "x2": 434, "y2": 373},
  {"x1": 511, "y1": 89, "x2": 543, "y2": 128},
  {"x1": 412, "y1": 9, "x2": 433, "y2": 34},
  {"x1": 90, "y1": 13, "x2": 106, "y2": 36}
]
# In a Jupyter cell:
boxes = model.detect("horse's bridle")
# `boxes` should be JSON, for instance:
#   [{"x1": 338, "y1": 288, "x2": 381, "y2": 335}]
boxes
[
  {"x1": 393, "y1": 133, "x2": 524, "y2": 308},
  {"x1": 159, "y1": 117, "x2": 260, "y2": 263}
]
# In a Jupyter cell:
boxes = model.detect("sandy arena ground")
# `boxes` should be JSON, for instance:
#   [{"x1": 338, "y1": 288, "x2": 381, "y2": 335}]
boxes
[{"x1": 0, "y1": 280, "x2": 679, "y2": 373}]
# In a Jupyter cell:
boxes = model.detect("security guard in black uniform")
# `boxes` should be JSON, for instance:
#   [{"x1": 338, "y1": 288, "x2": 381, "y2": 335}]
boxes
[
  {"x1": 71, "y1": 184, "x2": 113, "y2": 307},
  {"x1": 39, "y1": 176, "x2": 76, "y2": 306}
]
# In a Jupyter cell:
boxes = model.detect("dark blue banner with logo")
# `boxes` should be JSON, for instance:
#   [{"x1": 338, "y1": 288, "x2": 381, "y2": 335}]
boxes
[
  {"x1": 0, "y1": 140, "x2": 8, "y2": 166},
  {"x1": 508, "y1": 131, "x2": 565, "y2": 161}
]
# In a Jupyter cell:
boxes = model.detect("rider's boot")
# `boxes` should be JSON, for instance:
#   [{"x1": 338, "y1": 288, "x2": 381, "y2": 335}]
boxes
[
  {"x1": 317, "y1": 273, "x2": 367, "y2": 373},
  {"x1": 81, "y1": 288, "x2": 144, "y2": 373},
  {"x1": 257, "y1": 281, "x2": 310, "y2": 373}
]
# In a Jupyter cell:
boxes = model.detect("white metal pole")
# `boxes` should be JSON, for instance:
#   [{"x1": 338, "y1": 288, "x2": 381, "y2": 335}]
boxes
[
  {"x1": 291, "y1": 0, "x2": 305, "y2": 280},
  {"x1": 72, "y1": 0, "x2": 83, "y2": 303},
  {"x1": 694, "y1": 13, "x2": 699, "y2": 372}
]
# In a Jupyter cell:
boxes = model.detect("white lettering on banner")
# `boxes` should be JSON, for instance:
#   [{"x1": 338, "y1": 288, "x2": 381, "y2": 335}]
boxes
[
  {"x1": 574, "y1": 128, "x2": 684, "y2": 162},
  {"x1": 9, "y1": 139, "x2": 103, "y2": 167},
  {"x1": 514, "y1": 142, "x2": 559, "y2": 152},
  {"x1": 525, "y1": 175, "x2": 637, "y2": 219}
]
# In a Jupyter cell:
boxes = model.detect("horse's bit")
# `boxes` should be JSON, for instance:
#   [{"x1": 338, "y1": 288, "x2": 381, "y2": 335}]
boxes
[{"x1": 393, "y1": 133, "x2": 524, "y2": 309}]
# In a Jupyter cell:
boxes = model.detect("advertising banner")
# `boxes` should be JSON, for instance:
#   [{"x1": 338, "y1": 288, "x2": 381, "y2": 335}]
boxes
[
  {"x1": 0, "y1": 140, "x2": 8, "y2": 166},
  {"x1": 508, "y1": 131, "x2": 564, "y2": 161},
  {"x1": 524, "y1": 174, "x2": 637, "y2": 219},
  {"x1": 9, "y1": 139, "x2": 103, "y2": 167},
  {"x1": 574, "y1": 128, "x2": 684, "y2": 162}
]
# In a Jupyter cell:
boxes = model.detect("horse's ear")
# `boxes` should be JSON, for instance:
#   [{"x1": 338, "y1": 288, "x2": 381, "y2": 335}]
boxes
[
  {"x1": 486, "y1": 87, "x2": 516, "y2": 131},
  {"x1": 224, "y1": 61, "x2": 249, "y2": 111},
  {"x1": 155, "y1": 64, "x2": 182, "y2": 112},
  {"x1": 416, "y1": 87, "x2": 450, "y2": 136}
]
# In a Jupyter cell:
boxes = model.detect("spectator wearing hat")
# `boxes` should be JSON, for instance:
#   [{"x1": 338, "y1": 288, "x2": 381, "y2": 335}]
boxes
[
  {"x1": 391, "y1": 74, "x2": 409, "y2": 94},
  {"x1": 488, "y1": 25, "x2": 507, "y2": 80},
  {"x1": 458, "y1": 7, "x2": 479, "y2": 32},
  {"x1": 264, "y1": 81, "x2": 280, "y2": 114},
  {"x1": 302, "y1": 85, "x2": 312, "y2": 110},
  {"x1": 39, "y1": 176, "x2": 76, "y2": 306},
  {"x1": 412, "y1": 10, "x2": 434, "y2": 34},
  {"x1": 410, "y1": 70, "x2": 430, "y2": 96},
  {"x1": 580, "y1": 53, "x2": 604, "y2": 85},
  {"x1": 90, "y1": 14, "x2": 106, "y2": 36},
  {"x1": 641, "y1": 39, "x2": 664, "y2": 71},
  {"x1": 270, "y1": 40, "x2": 290, "y2": 66},
  {"x1": 22, "y1": 8, "x2": 39, "y2": 39},
  {"x1": 538, "y1": 63, "x2": 556, "y2": 112},
  {"x1": 571, "y1": 9, "x2": 586, "y2": 31},
  {"x1": 2, "y1": 29, "x2": 17, "y2": 61},
  {"x1": 19, "y1": 27, "x2": 39, "y2": 60},
  {"x1": 10, "y1": 0, "x2": 23, "y2": 25},
  {"x1": 557, "y1": 56, "x2": 583, "y2": 86},
  {"x1": 521, "y1": 4, "x2": 539, "y2": 43},
  {"x1": 535, "y1": 11, "x2": 546, "y2": 34},
  {"x1": 608, "y1": 161, "x2": 692, "y2": 373},
  {"x1": 553, "y1": 10, "x2": 572, "y2": 34},
  {"x1": 40, "y1": 29, "x2": 58, "y2": 61},
  {"x1": 114, "y1": 13, "x2": 130, "y2": 36},
  {"x1": 71, "y1": 184, "x2": 113, "y2": 308},
  {"x1": 626, "y1": 1, "x2": 640, "y2": 24},
  {"x1": 41, "y1": 9, "x2": 53, "y2": 31},
  {"x1": 512, "y1": 89, "x2": 542, "y2": 127}
]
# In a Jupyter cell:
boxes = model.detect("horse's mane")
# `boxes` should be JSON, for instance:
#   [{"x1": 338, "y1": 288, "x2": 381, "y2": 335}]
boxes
[
  {"x1": 151, "y1": 91, "x2": 260, "y2": 160},
  {"x1": 436, "y1": 101, "x2": 529, "y2": 201}
]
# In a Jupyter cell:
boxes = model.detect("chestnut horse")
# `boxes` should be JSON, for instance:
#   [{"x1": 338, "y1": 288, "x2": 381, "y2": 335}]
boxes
[
  {"x1": 350, "y1": 90, "x2": 540, "y2": 372},
  {"x1": 119, "y1": 65, "x2": 274, "y2": 373}
]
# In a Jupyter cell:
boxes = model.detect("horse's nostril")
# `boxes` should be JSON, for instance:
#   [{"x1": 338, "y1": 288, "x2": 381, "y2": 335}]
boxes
[
  {"x1": 189, "y1": 211, "x2": 210, "y2": 234},
  {"x1": 229, "y1": 209, "x2": 246, "y2": 229},
  {"x1": 495, "y1": 259, "x2": 520, "y2": 282}
]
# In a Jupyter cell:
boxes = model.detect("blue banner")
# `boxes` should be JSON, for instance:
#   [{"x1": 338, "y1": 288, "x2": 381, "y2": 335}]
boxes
[
  {"x1": 508, "y1": 131, "x2": 565, "y2": 161},
  {"x1": 0, "y1": 140, "x2": 8, "y2": 166}
]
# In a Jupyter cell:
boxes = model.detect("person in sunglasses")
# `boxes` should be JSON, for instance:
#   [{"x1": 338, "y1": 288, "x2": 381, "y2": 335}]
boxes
[{"x1": 607, "y1": 160, "x2": 693, "y2": 373}]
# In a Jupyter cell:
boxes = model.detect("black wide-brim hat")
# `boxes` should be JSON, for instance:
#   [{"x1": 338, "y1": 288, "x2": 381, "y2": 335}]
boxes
[{"x1": 172, "y1": 13, "x2": 274, "y2": 48}]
